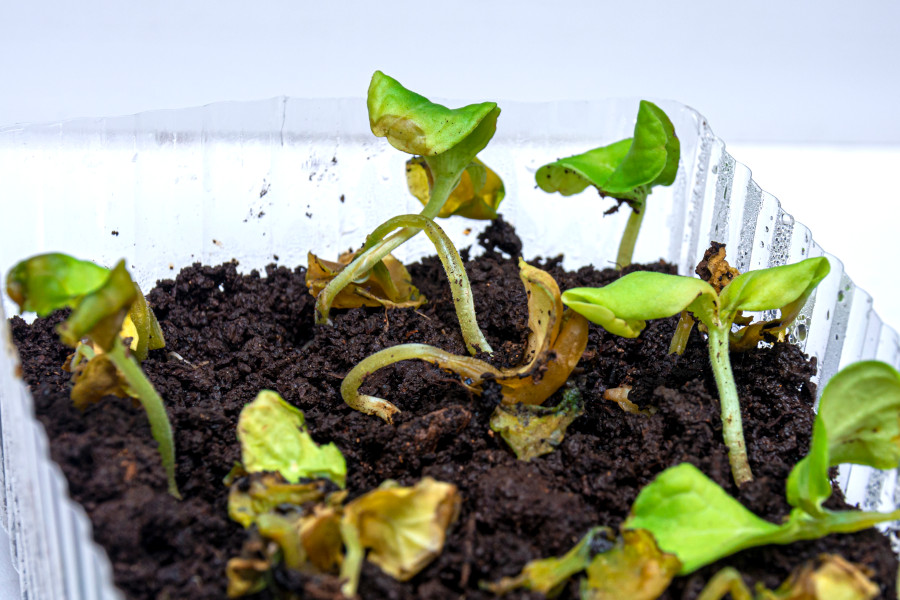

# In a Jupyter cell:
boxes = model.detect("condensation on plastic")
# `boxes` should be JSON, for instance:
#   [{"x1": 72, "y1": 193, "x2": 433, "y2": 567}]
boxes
[{"x1": 0, "y1": 97, "x2": 898, "y2": 599}]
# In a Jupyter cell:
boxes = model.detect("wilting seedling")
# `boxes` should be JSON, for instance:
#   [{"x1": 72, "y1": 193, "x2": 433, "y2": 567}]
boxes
[
  {"x1": 6, "y1": 253, "x2": 179, "y2": 498},
  {"x1": 696, "y1": 555, "x2": 879, "y2": 600},
  {"x1": 562, "y1": 256, "x2": 830, "y2": 486},
  {"x1": 484, "y1": 527, "x2": 681, "y2": 599},
  {"x1": 340, "y1": 259, "x2": 589, "y2": 423},
  {"x1": 536, "y1": 100, "x2": 679, "y2": 268},
  {"x1": 489, "y1": 386, "x2": 583, "y2": 461},
  {"x1": 226, "y1": 390, "x2": 459, "y2": 598},
  {"x1": 314, "y1": 71, "x2": 501, "y2": 356},
  {"x1": 624, "y1": 361, "x2": 900, "y2": 574}
]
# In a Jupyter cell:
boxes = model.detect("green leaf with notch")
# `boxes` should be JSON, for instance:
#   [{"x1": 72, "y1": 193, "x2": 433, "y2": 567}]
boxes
[{"x1": 238, "y1": 390, "x2": 347, "y2": 488}]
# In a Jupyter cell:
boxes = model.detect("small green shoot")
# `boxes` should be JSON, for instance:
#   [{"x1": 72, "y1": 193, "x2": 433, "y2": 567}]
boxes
[
  {"x1": 624, "y1": 361, "x2": 900, "y2": 574},
  {"x1": 562, "y1": 257, "x2": 830, "y2": 486},
  {"x1": 536, "y1": 101, "x2": 679, "y2": 268},
  {"x1": 315, "y1": 71, "x2": 501, "y2": 354},
  {"x1": 6, "y1": 253, "x2": 179, "y2": 498},
  {"x1": 341, "y1": 260, "x2": 588, "y2": 423}
]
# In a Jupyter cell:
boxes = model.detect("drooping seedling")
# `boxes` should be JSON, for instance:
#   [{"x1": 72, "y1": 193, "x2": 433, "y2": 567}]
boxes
[
  {"x1": 536, "y1": 100, "x2": 679, "y2": 268},
  {"x1": 340, "y1": 259, "x2": 588, "y2": 424},
  {"x1": 6, "y1": 253, "x2": 179, "y2": 498},
  {"x1": 625, "y1": 361, "x2": 900, "y2": 574},
  {"x1": 561, "y1": 256, "x2": 830, "y2": 486},
  {"x1": 226, "y1": 391, "x2": 459, "y2": 598},
  {"x1": 313, "y1": 71, "x2": 501, "y2": 355}
]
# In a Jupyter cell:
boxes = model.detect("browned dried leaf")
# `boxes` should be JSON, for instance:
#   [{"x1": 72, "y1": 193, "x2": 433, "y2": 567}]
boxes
[{"x1": 306, "y1": 251, "x2": 426, "y2": 310}]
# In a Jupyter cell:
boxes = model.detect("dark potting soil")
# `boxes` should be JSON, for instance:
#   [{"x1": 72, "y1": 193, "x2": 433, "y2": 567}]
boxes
[{"x1": 10, "y1": 217, "x2": 898, "y2": 600}]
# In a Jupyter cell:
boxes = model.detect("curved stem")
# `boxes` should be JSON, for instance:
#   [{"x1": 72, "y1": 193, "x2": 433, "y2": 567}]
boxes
[
  {"x1": 341, "y1": 343, "x2": 496, "y2": 423},
  {"x1": 707, "y1": 325, "x2": 753, "y2": 487},
  {"x1": 106, "y1": 339, "x2": 181, "y2": 499},
  {"x1": 316, "y1": 161, "x2": 464, "y2": 324},
  {"x1": 321, "y1": 214, "x2": 492, "y2": 355},
  {"x1": 616, "y1": 204, "x2": 645, "y2": 269}
]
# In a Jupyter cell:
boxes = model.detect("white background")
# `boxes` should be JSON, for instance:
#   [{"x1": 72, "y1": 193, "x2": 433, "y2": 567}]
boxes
[{"x1": 1, "y1": 2, "x2": 899, "y2": 595}]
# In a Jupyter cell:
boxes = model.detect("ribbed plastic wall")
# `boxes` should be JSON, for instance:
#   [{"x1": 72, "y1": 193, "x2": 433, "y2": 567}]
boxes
[{"x1": 1, "y1": 97, "x2": 897, "y2": 598}]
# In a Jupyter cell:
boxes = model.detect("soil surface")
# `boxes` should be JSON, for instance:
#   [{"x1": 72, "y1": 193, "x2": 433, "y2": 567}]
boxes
[{"x1": 10, "y1": 217, "x2": 899, "y2": 599}]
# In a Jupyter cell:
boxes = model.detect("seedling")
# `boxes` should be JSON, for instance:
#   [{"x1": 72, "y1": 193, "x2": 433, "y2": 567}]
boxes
[
  {"x1": 487, "y1": 361, "x2": 899, "y2": 598},
  {"x1": 6, "y1": 253, "x2": 179, "y2": 498},
  {"x1": 561, "y1": 257, "x2": 830, "y2": 486},
  {"x1": 226, "y1": 390, "x2": 459, "y2": 598},
  {"x1": 696, "y1": 555, "x2": 878, "y2": 600},
  {"x1": 536, "y1": 100, "x2": 679, "y2": 268},
  {"x1": 314, "y1": 71, "x2": 501, "y2": 354},
  {"x1": 625, "y1": 361, "x2": 900, "y2": 574},
  {"x1": 341, "y1": 259, "x2": 588, "y2": 423},
  {"x1": 484, "y1": 527, "x2": 681, "y2": 598}
]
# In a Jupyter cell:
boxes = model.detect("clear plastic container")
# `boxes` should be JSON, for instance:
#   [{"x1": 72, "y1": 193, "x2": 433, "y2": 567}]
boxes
[{"x1": 1, "y1": 97, "x2": 898, "y2": 599}]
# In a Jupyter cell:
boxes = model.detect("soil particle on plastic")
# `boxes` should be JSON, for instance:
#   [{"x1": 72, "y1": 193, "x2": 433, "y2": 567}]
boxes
[{"x1": 10, "y1": 218, "x2": 898, "y2": 599}]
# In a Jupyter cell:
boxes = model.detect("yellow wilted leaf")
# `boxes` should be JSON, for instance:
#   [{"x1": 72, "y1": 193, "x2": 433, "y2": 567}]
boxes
[
  {"x1": 582, "y1": 529, "x2": 681, "y2": 600},
  {"x1": 494, "y1": 260, "x2": 589, "y2": 406},
  {"x1": 306, "y1": 251, "x2": 426, "y2": 310},
  {"x1": 406, "y1": 156, "x2": 505, "y2": 220},
  {"x1": 343, "y1": 477, "x2": 460, "y2": 582}
]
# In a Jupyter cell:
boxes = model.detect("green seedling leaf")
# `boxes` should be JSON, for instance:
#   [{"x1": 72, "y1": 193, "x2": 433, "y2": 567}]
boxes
[
  {"x1": 535, "y1": 101, "x2": 678, "y2": 201},
  {"x1": 483, "y1": 526, "x2": 610, "y2": 596},
  {"x1": 581, "y1": 529, "x2": 682, "y2": 600},
  {"x1": 490, "y1": 387, "x2": 583, "y2": 461},
  {"x1": 340, "y1": 477, "x2": 460, "y2": 596},
  {"x1": 625, "y1": 463, "x2": 780, "y2": 573},
  {"x1": 787, "y1": 361, "x2": 900, "y2": 515},
  {"x1": 227, "y1": 472, "x2": 330, "y2": 529},
  {"x1": 721, "y1": 257, "x2": 830, "y2": 347},
  {"x1": 6, "y1": 252, "x2": 110, "y2": 316},
  {"x1": 406, "y1": 156, "x2": 505, "y2": 219},
  {"x1": 368, "y1": 70, "x2": 499, "y2": 159},
  {"x1": 306, "y1": 250, "x2": 426, "y2": 310},
  {"x1": 625, "y1": 462, "x2": 900, "y2": 574},
  {"x1": 563, "y1": 272, "x2": 717, "y2": 338},
  {"x1": 238, "y1": 390, "x2": 347, "y2": 488}
]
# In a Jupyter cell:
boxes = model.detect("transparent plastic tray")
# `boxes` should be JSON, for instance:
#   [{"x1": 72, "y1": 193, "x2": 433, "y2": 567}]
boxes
[{"x1": 1, "y1": 97, "x2": 898, "y2": 599}]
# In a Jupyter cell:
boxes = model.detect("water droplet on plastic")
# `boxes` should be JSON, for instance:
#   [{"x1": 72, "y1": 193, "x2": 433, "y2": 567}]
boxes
[
  {"x1": 797, "y1": 323, "x2": 807, "y2": 341},
  {"x1": 826, "y1": 310, "x2": 830, "y2": 320},
  {"x1": 838, "y1": 290, "x2": 845, "y2": 302},
  {"x1": 781, "y1": 213, "x2": 794, "y2": 226},
  {"x1": 759, "y1": 240, "x2": 765, "y2": 248},
  {"x1": 712, "y1": 164, "x2": 718, "y2": 174}
]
